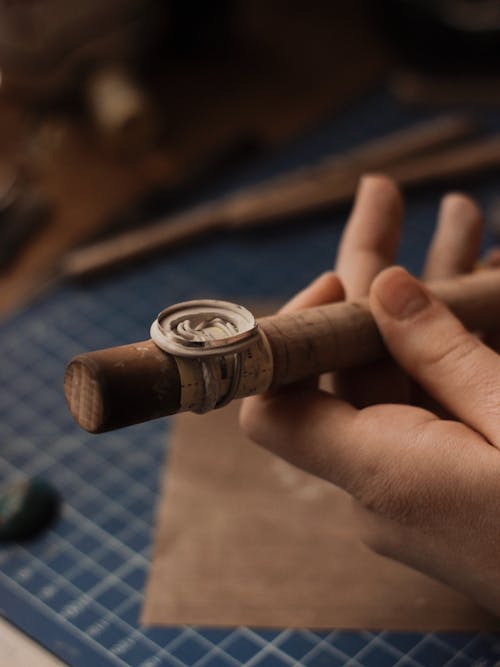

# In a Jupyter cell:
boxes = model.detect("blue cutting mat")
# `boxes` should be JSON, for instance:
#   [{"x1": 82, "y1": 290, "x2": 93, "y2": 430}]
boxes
[{"x1": 1, "y1": 92, "x2": 500, "y2": 666}]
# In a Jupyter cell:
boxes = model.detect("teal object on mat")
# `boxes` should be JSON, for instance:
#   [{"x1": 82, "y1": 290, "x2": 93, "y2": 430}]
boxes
[{"x1": 0, "y1": 478, "x2": 60, "y2": 542}]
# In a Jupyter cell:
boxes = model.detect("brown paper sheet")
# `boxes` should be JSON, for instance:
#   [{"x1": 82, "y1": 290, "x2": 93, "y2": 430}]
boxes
[{"x1": 142, "y1": 402, "x2": 498, "y2": 631}]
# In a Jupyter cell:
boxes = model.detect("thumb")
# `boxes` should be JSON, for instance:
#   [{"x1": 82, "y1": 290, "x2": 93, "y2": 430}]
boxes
[{"x1": 369, "y1": 267, "x2": 500, "y2": 447}]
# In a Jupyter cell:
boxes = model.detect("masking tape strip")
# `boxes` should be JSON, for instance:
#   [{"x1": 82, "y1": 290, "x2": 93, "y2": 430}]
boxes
[{"x1": 174, "y1": 331, "x2": 273, "y2": 413}]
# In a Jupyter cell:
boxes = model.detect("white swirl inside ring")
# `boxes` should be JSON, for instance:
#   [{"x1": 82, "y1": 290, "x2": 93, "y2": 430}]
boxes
[{"x1": 175, "y1": 317, "x2": 239, "y2": 344}]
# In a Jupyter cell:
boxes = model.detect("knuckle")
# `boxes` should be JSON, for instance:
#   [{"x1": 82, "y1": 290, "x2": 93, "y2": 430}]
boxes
[
  {"x1": 422, "y1": 329, "x2": 480, "y2": 376},
  {"x1": 349, "y1": 417, "x2": 427, "y2": 525},
  {"x1": 351, "y1": 501, "x2": 398, "y2": 558},
  {"x1": 356, "y1": 469, "x2": 417, "y2": 525}
]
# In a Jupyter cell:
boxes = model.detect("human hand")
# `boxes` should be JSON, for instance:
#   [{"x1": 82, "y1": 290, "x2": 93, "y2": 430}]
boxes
[{"x1": 240, "y1": 175, "x2": 500, "y2": 615}]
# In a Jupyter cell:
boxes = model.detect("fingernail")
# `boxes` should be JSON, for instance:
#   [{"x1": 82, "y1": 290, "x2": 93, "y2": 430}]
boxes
[{"x1": 374, "y1": 268, "x2": 430, "y2": 320}]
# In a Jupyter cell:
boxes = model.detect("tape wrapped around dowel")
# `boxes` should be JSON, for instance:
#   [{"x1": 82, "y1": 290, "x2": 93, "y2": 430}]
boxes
[
  {"x1": 149, "y1": 300, "x2": 273, "y2": 413},
  {"x1": 171, "y1": 335, "x2": 273, "y2": 413}
]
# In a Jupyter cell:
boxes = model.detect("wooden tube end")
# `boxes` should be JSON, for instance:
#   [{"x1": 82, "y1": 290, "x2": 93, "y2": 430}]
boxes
[
  {"x1": 64, "y1": 358, "x2": 105, "y2": 433},
  {"x1": 64, "y1": 340, "x2": 182, "y2": 433}
]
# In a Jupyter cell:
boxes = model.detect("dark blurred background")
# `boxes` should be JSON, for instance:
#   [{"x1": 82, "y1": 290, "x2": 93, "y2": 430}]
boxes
[{"x1": 1, "y1": 0, "x2": 500, "y2": 317}]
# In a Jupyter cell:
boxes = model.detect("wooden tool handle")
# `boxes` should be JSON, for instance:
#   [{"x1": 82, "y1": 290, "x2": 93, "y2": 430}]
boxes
[
  {"x1": 64, "y1": 269, "x2": 500, "y2": 433},
  {"x1": 61, "y1": 115, "x2": 476, "y2": 279},
  {"x1": 227, "y1": 136, "x2": 500, "y2": 227},
  {"x1": 61, "y1": 203, "x2": 224, "y2": 279}
]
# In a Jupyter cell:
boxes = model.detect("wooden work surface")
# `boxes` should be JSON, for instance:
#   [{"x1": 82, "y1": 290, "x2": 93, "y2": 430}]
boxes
[{"x1": 0, "y1": 0, "x2": 388, "y2": 319}]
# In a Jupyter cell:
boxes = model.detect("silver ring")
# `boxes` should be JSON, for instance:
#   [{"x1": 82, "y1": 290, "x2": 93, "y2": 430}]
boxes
[{"x1": 150, "y1": 299, "x2": 259, "y2": 357}]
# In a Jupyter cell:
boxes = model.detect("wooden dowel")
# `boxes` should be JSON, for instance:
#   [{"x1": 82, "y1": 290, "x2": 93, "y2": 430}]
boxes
[
  {"x1": 64, "y1": 340, "x2": 181, "y2": 434},
  {"x1": 387, "y1": 135, "x2": 500, "y2": 187},
  {"x1": 61, "y1": 115, "x2": 475, "y2": 279},
  {"x1": 65, "y1": 269, "x2": 500, "y2": 433},
  {"x1": 246, "y1": 114, "x2": 475, "y2": 192}
]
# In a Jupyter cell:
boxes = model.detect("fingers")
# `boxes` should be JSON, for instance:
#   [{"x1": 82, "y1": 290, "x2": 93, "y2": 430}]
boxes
[
  {"x1": 240, "y1": 273, "x2": 346, "y2": 470},
  {"x1": 370, "y1": 267, "x2": 500, "y2": 446},
  {"x1": 334, "y1": 175, "x2": 404, "y2": 405},
  {"x1": 422, "y1": 193, "x2": 483, "y2": 280},
  {"x1": 240, "y1": 382, "x2": 490, "y2": 525},
  {"x1": 480, "y1": 251, "x2": 500, "y2": 353},
  {"x1": 335, "y1": 174, "x2": 403, "y2": 299},
  {"x1": 280, "y1": 271, "x2": 344, "y2": 313},
  {"x1": 270, "y1": 272, "x2": 345, "y2": 392},
  {"x1": 240, "y1": 389, "x2": 358, "y2": 485}
]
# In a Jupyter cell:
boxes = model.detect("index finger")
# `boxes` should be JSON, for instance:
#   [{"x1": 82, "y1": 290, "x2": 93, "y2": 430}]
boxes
[
  {"x1": 335, "y1": 174, "x2": 403, "y2": 299},
  {"x1": 280, "y1": 271, "x2": 344, "y2": 313}
]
